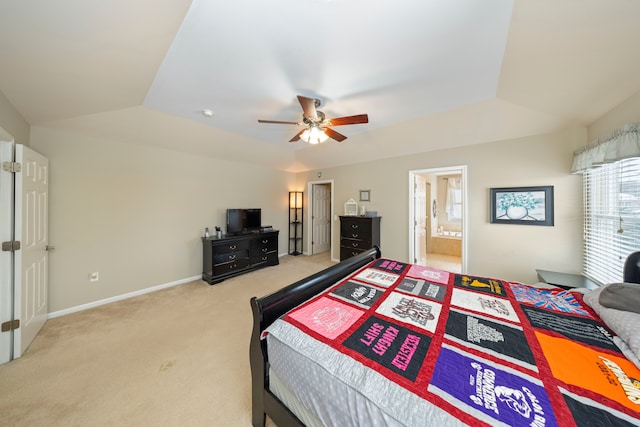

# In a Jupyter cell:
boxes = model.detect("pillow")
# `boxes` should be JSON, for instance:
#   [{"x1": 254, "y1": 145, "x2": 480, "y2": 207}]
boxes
[
  {"x1": 583, "y1": 286, "x2": 640, "y2": 369},
  {"x1": 599, "y1": 282, "x2": 640, "y2": 314}
]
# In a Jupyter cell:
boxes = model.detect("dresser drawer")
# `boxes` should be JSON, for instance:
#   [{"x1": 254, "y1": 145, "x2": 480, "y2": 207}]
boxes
[
  {"x1": 340, "y1": 238, "x2": 371, "y2": 250},
  {"x1": 340, "y1": 218, "x2": 370, "y2": 232},
  {"x1": 252, "y1": 251, "x2": 279, "y2": 266},
  {"x1": 253, "y1": 235, "x2": 278, "y2": 253},
  {"x1": 342, "y1": 229, "x2": 371, "y2": 241},
  {"x1": 212, "y1": 258, "x2": 251, "y2": 275},
  {"x1": 340, "y1": 246, "x2": 367, "y2": 260},
  {"x1": 213, "y1": 239, "x2": 251, "y2": 255},
  {"x1": 214, "y1": 250, "x2": 250, "y2": 265}
]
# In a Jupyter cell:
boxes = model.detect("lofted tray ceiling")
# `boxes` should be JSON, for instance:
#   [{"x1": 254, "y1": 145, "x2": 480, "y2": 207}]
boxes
[{"x1": 1, "y1": 0, "x2": 639, "y2": 171}]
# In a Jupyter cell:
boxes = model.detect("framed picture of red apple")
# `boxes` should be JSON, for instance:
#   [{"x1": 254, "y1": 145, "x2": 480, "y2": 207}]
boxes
[{"x1": 490, "y1": 186, "x2": 554, "y2": 226}]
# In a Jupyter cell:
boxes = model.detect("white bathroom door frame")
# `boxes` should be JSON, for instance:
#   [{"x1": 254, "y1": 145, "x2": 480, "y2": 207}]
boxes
[
  {"x1": 413, "y1": 174, "x2": 428, "y2": 265},
  {"x1": 408, "y1": 165, "x2": 468, "y2": 273}
]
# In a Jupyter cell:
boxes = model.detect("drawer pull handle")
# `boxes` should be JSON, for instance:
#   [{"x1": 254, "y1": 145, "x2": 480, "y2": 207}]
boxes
[
  {"x1": 230, "y1": 245, "x2": 237, "y2": 250},
  {"x1": 262, "y1": 248, "x2": 268, "y2": 252},
  {"x1": 229, "y1": 255, "x2": 236, "y2": 260},
  {"x1": 261, "y1": 256, "x2": 268, "y2": 261},
  {"x1": 262, "y1": 239, "x2": 268, "y2": 244},
  {"x1": 351, "y1": 224, "x2": 359, "y2": 229},
  {"x1": 351, "y1": 233, "x2": 359, "y2": 238},
  {"x1": 352, "y1": 243, "x2": 359, "y2": 247}
]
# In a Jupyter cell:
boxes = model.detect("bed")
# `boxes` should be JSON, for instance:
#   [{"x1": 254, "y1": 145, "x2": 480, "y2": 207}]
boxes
[{"x1": 249, "y1": 247, "x2": 640, "y2": 426}]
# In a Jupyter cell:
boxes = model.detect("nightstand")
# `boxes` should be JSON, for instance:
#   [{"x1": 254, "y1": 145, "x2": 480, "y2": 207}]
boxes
[{"x1": 536, "y1": 269, "x2": 600, "y2": 291}]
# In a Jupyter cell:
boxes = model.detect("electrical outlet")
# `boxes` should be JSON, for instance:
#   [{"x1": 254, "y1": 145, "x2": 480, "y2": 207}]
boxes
[{"x1": 89, "y1": 272, "x2": 99, "y2": 282}]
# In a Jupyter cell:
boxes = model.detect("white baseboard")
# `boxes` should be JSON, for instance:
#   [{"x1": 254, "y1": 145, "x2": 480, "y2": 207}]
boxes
[{"x1": 47, "y1": 275, "x2": 202, "y2": 319}]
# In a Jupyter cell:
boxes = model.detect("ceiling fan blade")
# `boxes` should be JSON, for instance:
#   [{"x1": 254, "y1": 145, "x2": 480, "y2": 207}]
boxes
[
  {"x1": 258, "y1": 119, "x2": 300, "y2": 125},
  {"x1": 324, "y1": 127, "x2": 347, "y2": 142},
  {"x1": 327, "y1": 114, "x2": 369, "y2": 126},
  {"x1": 297, "y1": 95, "x2": 318, "y2": 121},
  {"x1": 289, "y1": 129, "x2": 305, "y2": 142}
]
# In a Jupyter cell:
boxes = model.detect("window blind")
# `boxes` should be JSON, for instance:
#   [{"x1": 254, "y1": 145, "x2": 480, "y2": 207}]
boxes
[{"x1": 583, "y1": 157, "x2": 640, "y2": 284}]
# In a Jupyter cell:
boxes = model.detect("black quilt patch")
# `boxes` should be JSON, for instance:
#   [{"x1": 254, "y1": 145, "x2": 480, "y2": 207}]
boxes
[
  {"x1": 330, "y1": 281, "x2": 385, "y2": 308},
  {"x1": 372, "y1": 258, "x2": 410, "y2": 275},
  {"x1": 343, "y1": 316, "x2": 431, "y2": 381},
  {"x1": 454, "y1": 274, "x2": 506, "y2": 297},
  {"x1": 522, "y1": 305, "x2": 619, "y2": 353},
  {"x1": 396, "y1": 278, "x2": 447, "y2": 302}
]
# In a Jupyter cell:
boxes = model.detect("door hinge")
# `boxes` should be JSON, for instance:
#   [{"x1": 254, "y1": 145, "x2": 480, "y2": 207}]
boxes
[
  {"x1": 1, "y1": 320, "x2": 20, "y2": 332},
  {"x1": 2, "y1": 241, "x2": 21, "y2": 251},
  {"x1": 2, "y1": 161, "x2": 21, "y2": 173}
]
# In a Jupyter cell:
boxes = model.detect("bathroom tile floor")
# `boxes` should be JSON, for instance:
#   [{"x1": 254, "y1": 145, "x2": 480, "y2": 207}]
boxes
[{"x1": 426, "y1": 253, "x2": 462, "y2": 273}]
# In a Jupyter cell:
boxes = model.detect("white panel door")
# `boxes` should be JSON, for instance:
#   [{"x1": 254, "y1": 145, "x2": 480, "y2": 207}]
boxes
[
  {"x1": 312, "y1": 184, "x2": 331, "y2": 254},
  {"x1": 414, "y1": 175, "x2": 427, "y2": 265},
  {"x1": 0, "y1": 140, "x2": 14, "y2": 365},
  {"x1": 14, "y1": 145, "x2": 49, "y2": 358}
]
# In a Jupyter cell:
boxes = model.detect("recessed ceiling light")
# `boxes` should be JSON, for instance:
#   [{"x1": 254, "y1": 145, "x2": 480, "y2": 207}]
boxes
[{"x1": 202, "y1": 109, "x2": 214, "y2": 117}]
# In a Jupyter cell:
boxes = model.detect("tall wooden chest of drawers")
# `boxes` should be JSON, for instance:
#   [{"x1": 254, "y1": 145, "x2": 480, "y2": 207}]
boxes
[{"x1": 339, "y1": 216, "x2": 381, "y2": 261}]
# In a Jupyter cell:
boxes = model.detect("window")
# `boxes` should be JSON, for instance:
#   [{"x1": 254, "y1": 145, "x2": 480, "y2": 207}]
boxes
[
  {"x1": 583, "y1": 157, "x2": 640, "y2": 284},
  {"x1": 445, "y1": 177, "x2": 462, "y2": 221}
]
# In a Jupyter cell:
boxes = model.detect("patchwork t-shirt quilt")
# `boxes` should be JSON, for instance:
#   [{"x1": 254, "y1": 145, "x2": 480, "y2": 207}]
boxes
[{"x1": 265, "y1": 258, "x2": 640, "y2": 426}]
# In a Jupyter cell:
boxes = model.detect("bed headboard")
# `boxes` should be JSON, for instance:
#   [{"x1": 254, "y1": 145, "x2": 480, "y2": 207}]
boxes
[
  {"x1": 624, "y1": 251, "x2": 640, "y2": 284},
  {"x1": 250, "y1": 246, "x2": 381, "y2": 331}
]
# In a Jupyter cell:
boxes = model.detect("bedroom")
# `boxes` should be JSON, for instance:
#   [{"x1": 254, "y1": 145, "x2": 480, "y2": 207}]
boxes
[{"x1": 1, "y1": 0, "x2": 640, "y2": 425}]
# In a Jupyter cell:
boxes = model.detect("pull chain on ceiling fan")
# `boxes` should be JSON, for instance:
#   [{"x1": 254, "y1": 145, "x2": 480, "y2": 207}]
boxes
[{"x1": 258, "y1": 95, "x2": 368, "y2": 144}]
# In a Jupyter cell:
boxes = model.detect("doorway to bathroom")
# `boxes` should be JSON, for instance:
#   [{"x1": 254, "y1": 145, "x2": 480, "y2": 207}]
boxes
[{"x1": 408, "y1": 166, "x2": 467, "y2": 273}]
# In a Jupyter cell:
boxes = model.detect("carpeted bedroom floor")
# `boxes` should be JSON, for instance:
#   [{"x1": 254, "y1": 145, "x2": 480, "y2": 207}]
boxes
[{"x1": 0, "y1": 252, "x2": 335, "y2": 426}]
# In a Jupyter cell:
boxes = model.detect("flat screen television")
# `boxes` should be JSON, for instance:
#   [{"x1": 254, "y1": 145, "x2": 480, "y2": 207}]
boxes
[
  {"x1": 226, "y1": 208, "x2": 261, "y2": 235},
  {"x1": 245, "y1": 208, "x2": 261, "y2": 230}
]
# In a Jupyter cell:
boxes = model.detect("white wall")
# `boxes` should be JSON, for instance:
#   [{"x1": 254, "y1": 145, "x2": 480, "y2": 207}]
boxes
[
  {"x1": 12, "y1": 89, "x2": 639, "y2": 313},
  {"x1": 0, "y1": 90, "x2": 29, "y2": 145},
  {"x1": 298, "y1": 127, "x2": 586, "y2": 285},
  {"x1": 30, "y1": 126, "x2": 295, "y2": 312},
  {"x1": 588, "y1": 89, "x2": 640, "y2": 142}
]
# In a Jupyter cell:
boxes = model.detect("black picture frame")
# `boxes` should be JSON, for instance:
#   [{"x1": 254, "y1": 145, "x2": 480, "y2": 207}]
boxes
[{"x1": 490, "y1": 186, "x2": 554, "y2": 226}]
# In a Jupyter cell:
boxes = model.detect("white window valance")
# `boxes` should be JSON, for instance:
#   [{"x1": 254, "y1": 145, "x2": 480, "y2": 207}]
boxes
[{"x1": 571, "y1": 122, "x2": 640, "y2": 174}]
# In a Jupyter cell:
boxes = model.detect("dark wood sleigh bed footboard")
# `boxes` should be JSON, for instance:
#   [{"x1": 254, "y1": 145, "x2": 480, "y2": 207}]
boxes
[{"x1": 249, "y1": 247, "x2": 381, "y2": 427}]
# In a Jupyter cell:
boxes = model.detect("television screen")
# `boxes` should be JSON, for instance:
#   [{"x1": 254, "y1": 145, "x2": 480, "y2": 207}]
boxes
[
  {"x1": 226, "y1": 209, "x2": 245, "y2": 235},
  {"x1": 245, "y1": 209, "x2": 261, "y2": 230}
]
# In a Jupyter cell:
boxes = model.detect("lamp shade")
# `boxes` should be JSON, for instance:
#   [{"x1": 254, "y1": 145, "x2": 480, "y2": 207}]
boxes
[{"x1": 289, "y1": 191, "x2": 303, "y2": 208}]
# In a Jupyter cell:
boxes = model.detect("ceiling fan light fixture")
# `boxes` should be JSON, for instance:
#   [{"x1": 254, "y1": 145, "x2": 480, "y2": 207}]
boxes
[
  {"x1": 258, "y1": 95, "x2": 367, "y2": 143},
  {"x1": 300, "y1": 126, "x2": 329, "y2": 144}
]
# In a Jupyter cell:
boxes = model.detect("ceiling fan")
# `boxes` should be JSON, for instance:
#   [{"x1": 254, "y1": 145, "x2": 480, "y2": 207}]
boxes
[{"x1": 258, "y1": 95, "x2": 369, "y2": 144}]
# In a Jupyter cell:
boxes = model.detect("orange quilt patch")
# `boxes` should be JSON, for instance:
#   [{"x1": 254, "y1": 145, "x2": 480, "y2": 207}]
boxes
[{"x1": 536, "y1": 331, "x2": 640, "y2": 412}]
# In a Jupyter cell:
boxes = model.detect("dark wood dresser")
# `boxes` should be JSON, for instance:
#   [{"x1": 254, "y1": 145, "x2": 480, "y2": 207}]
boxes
[
  {"x1": 202, "y1": 231, "x2": 279, "y2": 284},
  {"x1": 339, "y1": 216, "x2": 381, "y2": 261}
]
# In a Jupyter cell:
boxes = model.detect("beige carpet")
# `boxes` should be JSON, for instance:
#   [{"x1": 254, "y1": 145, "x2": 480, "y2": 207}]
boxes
[{"x1": 0, "y1": 252, "x2": 334, "y2": 426}]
